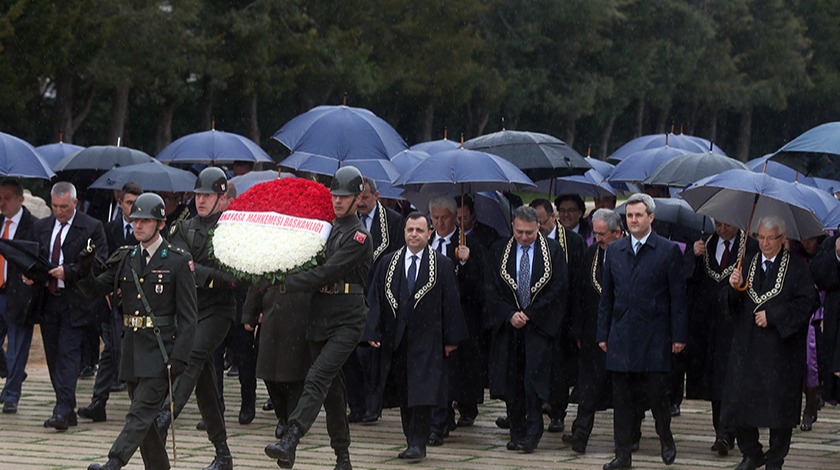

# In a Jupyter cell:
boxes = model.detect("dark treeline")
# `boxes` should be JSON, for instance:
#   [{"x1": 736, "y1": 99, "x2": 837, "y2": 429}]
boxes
[{"x1": 0, "y1": 0, "x2": 837, "y2": 162}]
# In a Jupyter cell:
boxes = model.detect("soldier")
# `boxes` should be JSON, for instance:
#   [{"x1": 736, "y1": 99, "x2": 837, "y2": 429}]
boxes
[
  {"x1": 264, "y1": 166, "x2": 373, "y2": 470},
  {"x1": 156, "y1": 167, "x2": 236, "y2": 470},
  {"x1": 78, "y1": 193, "x2": 197, "y2": 470}
]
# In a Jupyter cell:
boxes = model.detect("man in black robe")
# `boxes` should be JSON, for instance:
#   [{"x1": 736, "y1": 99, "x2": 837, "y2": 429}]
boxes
[
  {"x1": 725, "y1": 216, "x2": 817, "y2": 470},
  {"x1": 363, "y1": 212, "x2": 468, "y2": 461},
  {"x1": 486, "y1": 205, "x2": 568, "y2": 453}
]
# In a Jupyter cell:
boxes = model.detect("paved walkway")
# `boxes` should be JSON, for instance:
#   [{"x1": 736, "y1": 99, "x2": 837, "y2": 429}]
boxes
[{"x1": 2, "y1": 363, "x2": 840, "y2": 469}]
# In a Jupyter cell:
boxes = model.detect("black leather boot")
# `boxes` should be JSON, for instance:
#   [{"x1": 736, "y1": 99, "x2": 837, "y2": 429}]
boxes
[
  {"x1": 88, "y1": 458, "x2": 123, "y2": 470},
  {"x1": 265, "y1": 423, "x2": 302, "y2": 469},
  {"x1": 203, "y1": 441, "x2": 233, "y2": 470},
  {"x1": 79, "y1": 399, "x2": 107, "y2": 422},
  {"x1": 334, "y1": 447, "x2": 353, "y2": 470}
]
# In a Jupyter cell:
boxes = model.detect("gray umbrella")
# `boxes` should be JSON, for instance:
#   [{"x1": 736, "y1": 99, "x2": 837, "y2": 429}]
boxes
[
  {"x1": 464, "y1": 130, "x2": 591, "y2": 180},
  {"x1": 643, "y1": 151, "x2": 747, "y2": 188},
  {"x1": 53, "y1": 145, "x2": 154, "y2": 171}
]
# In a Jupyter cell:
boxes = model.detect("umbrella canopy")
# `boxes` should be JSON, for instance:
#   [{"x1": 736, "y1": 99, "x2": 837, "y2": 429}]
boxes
[
  {"x1": 821, "y1": 203, "x2": 840, "y2": 229},
  {"x1": 679, "y1": 169, "x2": 824, "y2": 240},
  {"x1": 793, "y1": 182, "x2": 840, "y2": 226},
  {"x1": 280, "y1": 153, "x2": 400, "y2": 183},
  {"x1": 609, "y1": 133, "x2": 727, "y2": 162},
  {"x1": 616, "y1": 197, "x2": 714, "y2": 243},
  {"x1": 89, "y1": 161, "x2": 197, "y2": 193},
  {"x1": 536, "y1": 169, "x2": 617, "y2": 197},
  {"x1": 608, "y1": 146, "x2": 690, "y2": 184},
  {"x1": 410, "y1": 138, "x2": 460, "y2": 154},
  {"x1": 156, "y1": 129, "x2": 273, "y2": 165},
  {"x1": 643, "y1": 151, "x2": 748, "y2": 188},
  {"x1": 53, "y1": 145, "x2": 154, "y2": 171},
  {"x1": 272, "y1": 105, "x2": 408, "y2": 163},
  {"x1": 748, "y1": 153, "x2": 840, "y2": 194},
  {"x1": 36, "y1": 142, "x2": 85, "y2": 168},
  {"x1": 228, "y1": 170, "x2": 294, "y2": 195},
  {"x1": 0, "y1": 131, "x2": 56, "y2": 179},
  {"x1": 585, "y1": 156, "x2": 615, "y2": 177},
  {"x1": 770, "y1": 122, "x2": 840, "y2": 179},
  {"x1": 391, "y1": 149, "x2": 430, "y2": 173},
  {"x1": 464, "y1": 130, "x2": 591, "y2": 180}
]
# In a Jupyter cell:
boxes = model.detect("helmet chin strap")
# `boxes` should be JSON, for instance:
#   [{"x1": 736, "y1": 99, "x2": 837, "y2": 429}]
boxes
[
  {"x1": 205, "y1": 193, "x2": 222, "y2": 218},
  {"x1": 337, "y1": 194, "x2": 360, "y2": 218}
]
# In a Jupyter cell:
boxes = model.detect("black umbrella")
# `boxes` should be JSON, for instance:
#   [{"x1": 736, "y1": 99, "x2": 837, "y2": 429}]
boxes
[
  {"x1": 53, "y1": 145, "x2": 154, "y2": 171},
  {"x1": 643, "y1": 151, "x2": 748, "y2": 188},
  {"x1": 464, "y1": 130, "x2": 591, "y2": 180},
  {"x1": 89, "y1": 161, "x2": 197, "y2": 192},
  {"x1": 616, "y1": 197, "x2": 713, "y2": 244},
  {"x1": 0, "y1": 239, "x2": 54, "y2": 283}
]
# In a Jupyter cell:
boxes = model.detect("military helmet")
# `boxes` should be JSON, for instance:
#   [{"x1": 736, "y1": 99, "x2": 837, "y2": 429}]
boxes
[
  {"x1": 129, "y1": 193, "x2": 166, "y2": 220},
  {"x1": 330, "y1": 166, "x2": 364, "y2": 196},
  {"x1": 194, "y1": 167, "x2": 228, "y2": 194}
]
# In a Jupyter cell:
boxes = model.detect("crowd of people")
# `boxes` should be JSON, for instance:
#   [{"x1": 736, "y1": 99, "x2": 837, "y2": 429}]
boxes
[{"x1": 0, "y1": 162, "x2": 836, "y2": 470}]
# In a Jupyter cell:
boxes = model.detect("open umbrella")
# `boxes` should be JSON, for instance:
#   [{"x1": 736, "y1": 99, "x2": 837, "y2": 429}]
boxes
[
  {"x1": 272, "y1": 104, "x2": 408, "y2": 164},
  {"x1": 464, "y1": 130, "x2": 591, "y2": 179},
  {"x1": 53, "y1": 145, "x2": 154, "y2": 171},
  {"x1": 643, "y1": 151, "x2": 748, "y2": 188},
  {"x1": 609, "y1": 133, "x2": 727, "y2": 162},
  {"x1": 391, "y1": 149, "x2": 430, "y2": 173},
  {"x1": 0, "y1": 131, "x2": 56, "y2": 179},
  {"x1": 748, "y1": 154, "x2": 840, "y2": 194},
  {"x1": 229, "y1": 170, "x2": 294, "y2": 195},
  {"x1": 616, "y1": 197, "x2": 713, "y2": 245},
  {"x1": 156, "y1": 129, "x2": 274, "y2": 165},
  {"x1": 410, "y1": 138, "x2": 460, "y2": 154},
  {"x1": 770, "y1": 122, "x2": 840, "y2": 179},
  {"x1": 279, "y1": 154, "x2": 400, "y2": 183},
  {"x1": 608, "y1": 146, "x2": 689, "y2": 184},
  {"x1": 536, "y1": 169, "x2": 617, "y2": 197},
  {"x1": 89, "y1": 161, "x2": 197, "y2": 193},
  {"x1": 36, "y1": 142, "x2": 85, "y2": 169}
]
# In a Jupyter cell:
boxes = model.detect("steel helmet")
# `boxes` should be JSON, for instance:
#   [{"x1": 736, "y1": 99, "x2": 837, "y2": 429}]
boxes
[
  {"x1": 129, "y1": 193, "x2": 166, "y2": 220},
  {"x1": 194, "y1": 167, "x2": 228, "y2": 194},
  {"x1": 330, "y1": 166, "x2": 364, "y2": 196}
]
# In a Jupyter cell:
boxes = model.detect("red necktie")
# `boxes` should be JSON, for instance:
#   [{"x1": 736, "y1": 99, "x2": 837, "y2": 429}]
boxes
[
  {"x1": 48, "y1": 223, "x2": 67, "y2": 294},
  {"x1": 0, "y1": 220, "x2": 11, "y2": 288},
  {"x1": 720, "y1": 239, "x2": 731, "y2": 269}
]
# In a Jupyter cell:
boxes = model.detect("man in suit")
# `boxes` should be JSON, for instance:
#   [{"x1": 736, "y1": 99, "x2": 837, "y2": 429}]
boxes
[
  {"x1": 0, "y1": 179, "x2": 39, "y2": 413},
  {"x1": 725, "y1": 216, "x2": 817, "y2": 470},
  {"x1": 555, "y1": 194, "x2": 593, "y2": 246},
  {"x1": 685, "y1": 219, "x2": 759, "y2": 455},
  {"x1": 364, "y1": 212, "x2": 468, "y2": 461},
  {"x1": 78, "y1": 193, "x2": 197, "y2": 470},
  {"x1": 27, "y1": 182, "x2": 108, "y2": 430},
  {"x1": 345, "y1": 176, "x2": 405, "y2": 423},
  {"x1": 597, "y1": 193, "x2": 688, "y2": 469},
  {"x1": 486, "y1": 205, "x2": 568, "y2": 453},
  {"x1": 78, "y1": 182, "x2": 142, "y2": 423},
  {"x1": 427, "y1": 195, "x2": 485, "y2": 443}
]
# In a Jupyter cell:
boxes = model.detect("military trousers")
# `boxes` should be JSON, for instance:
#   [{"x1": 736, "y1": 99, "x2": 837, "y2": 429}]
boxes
[{"x1": 110, "y1": 377, "x2": 170, "y2": 470}]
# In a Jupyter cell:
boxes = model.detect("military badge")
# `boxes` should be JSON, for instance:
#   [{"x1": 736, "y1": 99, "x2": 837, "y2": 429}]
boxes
[
  {"x1": 354, "y1": 231, "x2": 367, "y2": 244},
  {"x1": 155, "y1": 284, "x2": 164, "y2": 294}
]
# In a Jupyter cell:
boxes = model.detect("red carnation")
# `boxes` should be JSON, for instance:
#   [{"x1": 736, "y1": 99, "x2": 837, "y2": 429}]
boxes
[{"x1": 228, "y1": 177, "x2": 335, "y2": 221}]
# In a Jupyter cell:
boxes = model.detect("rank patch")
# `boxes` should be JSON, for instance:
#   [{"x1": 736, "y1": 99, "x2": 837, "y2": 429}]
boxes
[{"x1": 353, "y1": 231, "x2": 367, "y2": 244}]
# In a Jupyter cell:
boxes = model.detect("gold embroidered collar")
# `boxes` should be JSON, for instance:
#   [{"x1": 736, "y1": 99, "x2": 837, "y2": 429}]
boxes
[
  {"x1": 746, "y1": 249, "x2": 789, "y2": 310},
  {"x1": 383, "y1": 246, "x2": 437, "y2": 314},
  {"x1": 703, "y1": 231, "x2": 747, "y2": 283},
  {"x1": 371, "y1": 202, "x2": 390, "y2": 262},
  {"x1": 499, "y1": 234, "x2": 552, "y2": 309},
  {"x1": 591, "y1": 246, "x2": 603, "y2": 294}
]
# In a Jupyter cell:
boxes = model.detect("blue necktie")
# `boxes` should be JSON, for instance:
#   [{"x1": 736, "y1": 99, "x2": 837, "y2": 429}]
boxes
[
  {"x1": 407, "y1": 255, "x2": 418, "y2": 292},
  {"x1": 634, "y1": 240, "x2": 642, "y2": 255},
  {"x1": 763, "y1": 259, "x2": 772, "y2": 273},
  {"x1": 518, "y1": 246, "x2": 531, "y2": 308}
]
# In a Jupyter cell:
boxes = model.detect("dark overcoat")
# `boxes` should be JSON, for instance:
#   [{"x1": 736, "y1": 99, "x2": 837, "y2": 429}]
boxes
[
  {"x1": 487, "y1": 234, "x2": 568, "y2": 402},
  {"x1": 722, "y1": 249, "x2": 817, "y2": 428},
  {"x1": 1, "y1": 207, "x2": 40, "y2": 326},
  {"x1": 810, "y1": 235, "x2": 840, "y2": 402},
  {"x1": 596, "y1": 231, "x2": 688, "y2": 372},
  {"x1": 368, "y1": 201, "x2": 405, "y2": 268},
  {"x1": 363, "y1": 247, "x2": 468, "y2": 408}
]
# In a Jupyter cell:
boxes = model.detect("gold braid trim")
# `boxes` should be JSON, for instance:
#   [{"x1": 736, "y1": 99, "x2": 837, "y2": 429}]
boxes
[
  {"x1": 383, "y1": 247, "x2": 402, "y2": 315},
  {"x1": 498, "y1": 234, "x2": 552, "y2": 308},
  {"x1": 413, "y1": 248, "x2": 436, "y2": 308},
  {"x1": 703, "y1": 230, "x2": 747, "y2": 283},
  {"x1": 591, "y1": 246, "x2": 603, "y2": 294},
  {"x1": 746, "y1": 250, "x2": 790, "y2": 310},
  {"x1": 557, "y1": 226, "x2": 569, "y2": 263},
  {"x1": 372, "y1": 202, "x2": 389, "y2": 262}
]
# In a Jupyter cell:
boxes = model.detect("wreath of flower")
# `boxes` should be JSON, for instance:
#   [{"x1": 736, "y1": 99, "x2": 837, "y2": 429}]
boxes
[{"x1": 210, "y1": 177, "x2": 335, "y2": 285}]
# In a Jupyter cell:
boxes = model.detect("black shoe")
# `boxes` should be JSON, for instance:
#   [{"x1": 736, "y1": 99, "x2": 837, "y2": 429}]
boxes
[
  {"x1": 710, "y1": 438, "x2": 730, "y2": 456},
  {"x1": 506, "y1": 439, "x2": 523, "y2": 451},
  {"x1": 108, "y1": 382, "x2": 127, "y2": 393},
  {"x1": 561, "y1": 434, "x2": 586, "y2": 454},
  {"x1": 398, "y1": 446, "x2": 426, "y2": 461},
  {"x1": 660, "y1": 432, "x2": 676, "y2": 465},
  {"x1": 156, "y1": 409, "x2": 171, "y2": 442},
  {"x1": 734, "y1": 455, "x2": 766, "y2": 470},
  {"x1": 669, "y1": 404, "x2": 680, "y2": 417},
  {"x1": 427, "y1": 432, "x2": 444, "y2": 446},
  {"x1": 275, "y1": 420, "x2": 287, "y2": 440},
  {"x1": 44, "y1": 413, "x2": 77, "y2": 431},
  {"x1": 347, "y1": 410, "x2": 364, "y2": 423},
  {"x1": 457, "y1": 415, "x2": 475, "y2": 427},
  {"x1": 196, "y1": 419, "x2": 207, "y2": 430},
  {"x1": 765, "y1": 464, "x2": 782, "y2": 470},
  {"x1": 79, "y1": 400, "x2": 107, "y2": 422},
  {"x1": 362, "y1": 413, "x2": 379, "y2": 423},
  {"x1": 547, "y1": 417, "x2": 564, "y2": 433},
  {"x1": 603, "y1": 456, "x2": 632, "y2": 470},
  {"x1": 495, "y1": 416, "x2": 510, "y2": 429},
  {"x1": 2, "y1": 401, "x2": 17, "y2": 414},
  {"x1": 203, "y1": 454, "x2": 233, "y2": 470},
  {"x1": 262, "y1": 399, "x2": 274, "y2": 411},
  {"x1": 87, "y1": 458, "x2": 123, "y2": 470},
  {"x1": 79, "y1": 365, "x2": 96, "y2": 378},
  {"x1": 265, "y1": 423, "x2": 302, "y2": 469},
  {"x1": 239, "y1": 404, "x2": 256, "y2": 425},
  {"x1": 519, "y1": 435, "x2": 539, "y2": 454},
  {"x1": 334, "y1": 447, "x2": 352, "y2": 470}
]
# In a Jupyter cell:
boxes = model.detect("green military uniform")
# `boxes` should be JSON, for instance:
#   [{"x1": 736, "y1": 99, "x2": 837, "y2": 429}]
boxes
[{"x1": 78, "y1": 241, "x2": 197, "y2": 469}]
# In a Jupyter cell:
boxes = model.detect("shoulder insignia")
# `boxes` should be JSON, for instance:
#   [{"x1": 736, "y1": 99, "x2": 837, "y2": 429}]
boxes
[
  {"x1": 105, "y1": 246, "x2": 133, "y2": 266},
  {"x1": 353, "y1": 231, "x2": 367, "y2": 244},
  {"x1": 169, "y1": 222, "x2": 179, "y2": 236}
]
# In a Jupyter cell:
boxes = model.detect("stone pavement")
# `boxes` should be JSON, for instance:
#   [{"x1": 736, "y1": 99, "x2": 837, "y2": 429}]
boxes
[{"x1": 2, "y1": 363, "x2": 840, "y2": 469}]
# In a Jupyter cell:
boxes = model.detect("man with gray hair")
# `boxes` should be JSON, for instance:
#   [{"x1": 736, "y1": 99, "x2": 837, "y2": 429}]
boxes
[
  {"x1": 725, "y1": 216, "x2": 817, "y2": 470},
  {"x1": 597, "y1": 193, "x2": 687, "y2": 469},
  {"x1": 28, "y1": 181, "x2": 108, "y2": 430}
]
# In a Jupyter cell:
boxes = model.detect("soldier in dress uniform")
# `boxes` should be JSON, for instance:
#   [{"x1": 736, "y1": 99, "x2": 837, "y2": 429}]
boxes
[
  {"x1": 264, "y1": 166, "x2": 373, "y2": 470},
  {"x1": 79, "y1": 193, "x2": 197, "y2": 470}
]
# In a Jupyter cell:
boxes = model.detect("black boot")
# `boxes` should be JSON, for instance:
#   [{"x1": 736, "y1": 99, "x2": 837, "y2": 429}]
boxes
[
  {"x1": 265, "y1": 423, "x2": 302, "y2": 469},
  {"x1": 801, "y1": 386, "x2": 818, "y2": 431},
  {"x1": 239, "y1": 394, "x2": 256, "y2": 425},
  {"x1": 203, "y1": 441, "x2": 233, "y2": 470},
  {"x1": 88, "y1": 458, "x2": 123, "y2": 470},
  {"x1": 334, "y1": 447, "x2": 352, "y2": 470},
  {"x1": 79, "y1": 399, "x2": 107, "y2": 422}
]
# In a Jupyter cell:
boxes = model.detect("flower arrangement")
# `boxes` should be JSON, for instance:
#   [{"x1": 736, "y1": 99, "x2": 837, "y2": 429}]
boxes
[{"x1": 210, "y1": 177, "x2": 335, "y2": 284}]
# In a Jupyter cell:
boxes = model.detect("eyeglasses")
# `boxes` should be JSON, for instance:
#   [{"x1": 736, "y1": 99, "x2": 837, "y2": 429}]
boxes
[
  {"x1": 557, "y1": 208, "x2": 581, "y2": 215},
  {"x1": 756, "y1": 234, "x2": 784, "y2": 242}
]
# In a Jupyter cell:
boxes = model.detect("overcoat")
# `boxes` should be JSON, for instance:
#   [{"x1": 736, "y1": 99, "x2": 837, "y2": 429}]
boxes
[
  {"x1": 810, "y1": 235, "x2": 840, "y2": 402},
  {"x1": 1, "y1": 207, "x2": 40, "y2": 326}
]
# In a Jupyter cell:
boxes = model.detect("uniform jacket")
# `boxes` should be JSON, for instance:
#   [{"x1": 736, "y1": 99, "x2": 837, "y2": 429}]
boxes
[
  {"x1": 596, "y1": 230, "x2": 688, "y2": 372},
  {"x1": 1, "y1": 207, "x2": 39, "y2": 325}
]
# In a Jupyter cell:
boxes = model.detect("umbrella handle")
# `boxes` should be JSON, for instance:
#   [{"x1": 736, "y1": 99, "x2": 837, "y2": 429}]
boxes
[{"x1": 732, "y1": 252, "x2": 749, "y2": 292}]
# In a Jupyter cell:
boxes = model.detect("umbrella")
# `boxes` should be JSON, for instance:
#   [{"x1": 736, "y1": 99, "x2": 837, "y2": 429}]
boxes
[
  {"x1": 89, "y1": 161, "x2": 197, "y2": 193},
  {"x1": 680, "y1": 169, "x2": 824, "y2": 242},
  {"x1": 391, "y1": 149, "x2": 430, "y2": 173},
  {"x1": 229, "y1": 170, "x2": 294, "y2": 195},
  {"x1": 536, "y1": 169, "x2": 617, "y2": 197},
  {"x1": 608, "y1": 133, "x2": 727, "y2": 162},
  {"x1": 616, "y1": 197, "x2": 714, "y2": 244},
  {"x1": 821, "y1": 203, "x2": 840, "y2": 229},
  {"x1": 643, "y1": 151, "x2": 748, "y2": 188},
  {"x1": 608, "y1": 146, "x2": 690, "y2": 184},
  {"x1": 475, "y1": 191, "x2": 512, "y2": 238},
  {"x1": 0, "y1": 239, "x2": 54, "y2": 283},
  {"x1": 794, "y1": 182, "x2": 840, "y2": 226},
  {"x1": 585, "y1": 156, "x2": 615, "y2": 177},
  {"x1": 272, "y1": 105, "x2": 408, "y2": 163},
  {"x1": 0, "y1": 131, "x2": 56, "y2": 179},
  {"x1": 156, "y1": 129, "x2": 274, "y2": 165},
  {"x1": 464, "y1": 130, "x2": 591, "y2": 179},
  {"x1": 770, "y1": 122, "x2": 840, "y2": 179},
  {"x1": 410, "y1": 138, "x2": 460, "y2": 154},
  {"x1": 35, "y1": 142, "x2": 85, "y2": 168},
  {"x1": 53, "y1": 145, "x2": 154, "y2": 171},
  {"x1": 747, "y1": 154, "x2": 840, "y2": 194},
  {"x1": 279, "y1": 153, "x2": 400, "y2": 183}
]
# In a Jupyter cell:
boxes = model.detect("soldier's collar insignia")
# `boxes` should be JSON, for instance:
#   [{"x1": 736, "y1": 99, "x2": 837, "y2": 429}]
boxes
[{"x1": 353, "y1": 231, "x2": 367, "y2": 244}]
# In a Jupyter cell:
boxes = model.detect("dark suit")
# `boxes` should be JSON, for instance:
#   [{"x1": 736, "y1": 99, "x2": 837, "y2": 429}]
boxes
[
  {"x1": 79, "y1": 241, "x2": 197, "y2": 469},
  {"x1": 364, "y1": 247, "x2": 468, "y2": 448},
  {"x1": 32, "y1": 211, "x2": 107, "y2": 420},
  {"x1": 810, "y1": 235, "x2": 840, "y2": 404},
  {"x1": 596, "y1": 231, "x2": 688, "y2": 460},
  {"x1": 487, "y1": 234, "x2": 568, "y2": 446},
  {"x1": 0, "y1": 207, "x2": 39, "y2": 406}
]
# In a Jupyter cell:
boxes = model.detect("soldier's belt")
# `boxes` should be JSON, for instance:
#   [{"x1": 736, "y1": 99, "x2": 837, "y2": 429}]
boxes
[
  {"x1": 318, "y1": 282, "x2": 364, "y2": 295},
  {"x1": 123, "y1": 315, "x2": 175, "y2": 329}
]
